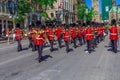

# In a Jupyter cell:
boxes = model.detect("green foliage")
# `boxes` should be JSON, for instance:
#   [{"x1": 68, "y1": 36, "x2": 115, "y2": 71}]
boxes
[
  {"x1": 76, "y1": 2, "x2": 97, "y2": 21},
  {"x1": 16, "y1": 0, "x2": 57, "y2": 23},
  {"x1": 76, "y1": 2, "x2": 86, "y2": 21},
  {"x1": 38, "y1": 0, "x2": 57, "y2": 10},
  {"x1": 41, "y1": 12, "x2": 51, "y2": 20},
  {"x1": 16, "y1": 0, "x2": 31, "y2": 24}
]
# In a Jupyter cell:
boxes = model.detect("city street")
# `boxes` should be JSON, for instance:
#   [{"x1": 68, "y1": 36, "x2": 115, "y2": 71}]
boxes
[{"x1": 0, "y1": 36, "x2": 120, "y2": 80}]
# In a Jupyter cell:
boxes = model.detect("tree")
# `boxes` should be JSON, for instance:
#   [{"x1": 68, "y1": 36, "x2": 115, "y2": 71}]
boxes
[
  {"x1": 76, "y1": 2, "x2": 97, "y2": 21},
  {"x1": 37, "y1": 0, "x2": 57, "y2": 10},
  {"x1": 76, "y1": 2, "x2": 86, "y2": 21},
  {"x1": 16, "y1": 0, "x2": 31, "y2": 24}
]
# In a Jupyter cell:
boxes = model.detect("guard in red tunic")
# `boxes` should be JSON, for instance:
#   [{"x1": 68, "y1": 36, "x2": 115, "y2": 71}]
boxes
[
  {"x1": 70, "y1": 26, "x2": 77, "y2": 48},
  {"x1": 64, "y1": 26, "x2": 71, "y2": 53},
  {"x1": 28, "y1": 25, "x2": 33, "y2": 48},
  {"x1": 55, "y1": 26, "x2": 62, "y2": 48},
  {"x1": 77, "y1": 26, "x2": 83, "y2": 45},
  {"x1": 35, "y1": 28, "x2": 45, "y2": 62},
  {"x1": 31, "y1": 28, "x2": 37, "y2": 51},
  {"x1": 14, "y1": 25, "x2": 22, "y2": 52},
  {"x1": 109, "y1": 20, "x2": 118, "y2": 53},
  {"x1": 93, "y1": 25, "x2": 99, "y2": 47},
  {"x1": 48, "y1": 27, "x2": 55, "y2": 52},
  {"x1": 85, "y1": 23, "x2": 93, "y2": 53}
]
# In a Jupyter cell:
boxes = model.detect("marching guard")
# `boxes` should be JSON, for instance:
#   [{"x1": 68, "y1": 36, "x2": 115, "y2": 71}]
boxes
[
  {"x1": 48, "y1": 26, "x2": 55, "y2": 52},
  {"x1": 77, "y1": 25, "x2": 83, "y2": 46},
  {"x1": 70, "y1": 25, "x2": 77, "y2": 48},
  {"x1": 14, "y1": 24, "x2": 22, "y2": 52},
  {"x1": 109, "y1": 19, "x2": 119, "y2": 53},
  {"x1": 35, "y1": 28, "x2": 45, "y2": 62},
  {"x1": 55, "y1": 26, "x2": 62, "y2": 48},
  {"x1": 64, "y1": 26, "x2": 71, "y2": 53},
  {"x1": 85, "y1": 22, "x2": 93, "y2": 53}
]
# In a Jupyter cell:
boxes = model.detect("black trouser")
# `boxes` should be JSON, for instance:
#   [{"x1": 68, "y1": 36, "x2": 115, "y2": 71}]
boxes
[
  {"x1": 31, "y1": 41, "x2": 37, "y2": 51},
  {"x1": 111, "y1": 40, "x2": 117, "y2": 53},
  {"x1": 37, "y1": 45, "x2": 43, "y2": 59},
  {"x1": 49, "y1": 40, "x2": 54, "y2": 51},
  {"x1": 78, "y1": 37, "x2": 83, "y2": 45},
  {"x1": 93, "y1": 36, "x2": 97, "y2": 47},
  {"x1": 65, "y1": 41, "x2": 70, "y2": 52},
  {"x1": 58, "y1": 38, "x2": 62, "y2": 48},
  {"x1": 72, "y1": 38, "x2": 77, "y2": 48},
  {"x1": 28, "y1": 39, "x2": 32, "y2": 48},
  {"x1": 86, "y1": 40, "x2": 92, "y2": 53},
  {"x1": 17, "y1": 40, "x2": 22, "y2": 51},
  {"x1": 97, "y1": 35, "x2": 100, "y2": 43},
  {"x1": 82, "y1": 36, "x2": 86, "y2": 44}
]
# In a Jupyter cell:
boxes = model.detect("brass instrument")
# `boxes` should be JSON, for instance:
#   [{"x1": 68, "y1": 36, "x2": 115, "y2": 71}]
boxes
[{"x1": 21, "y1": 29, "x2": 28, "y2": 37}]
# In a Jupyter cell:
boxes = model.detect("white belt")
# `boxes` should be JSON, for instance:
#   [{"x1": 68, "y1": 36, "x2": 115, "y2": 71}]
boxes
[
  {"x1": 110, "y1": 33, "x2": 117, "y2": 35},
  {"x1": 65, "y1": 36, "x2": 69, "y2": 37},
  {"x1": 36, "y1": 38, "x2": 44, "y2": 40},
  {"x1": 49, "y1": 35, "x2": 54, "y2": 36},
  {"x1": 86, "y1": 34, "x2": 92, "y2": 36}
]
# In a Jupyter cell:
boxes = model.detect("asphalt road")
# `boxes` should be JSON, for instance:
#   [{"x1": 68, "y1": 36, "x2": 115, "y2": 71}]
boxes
[{"x1": 0, "y1": 36, "x2": 120, "y2": 80}]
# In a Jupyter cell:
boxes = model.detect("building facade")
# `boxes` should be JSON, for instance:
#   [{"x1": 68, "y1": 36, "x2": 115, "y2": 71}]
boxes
[
  {"x1": 0, "y1": 0, "x2": 12, "y2": 35},
  {"x1": 109, "y1": 5, "x2": 120, "y2": 25},
  {"x1": 46, "y1": 0, "x2": 74, "y2": 24},
  {"x1": 92, "y1": 0, "x2": 101, "y2": 22}
]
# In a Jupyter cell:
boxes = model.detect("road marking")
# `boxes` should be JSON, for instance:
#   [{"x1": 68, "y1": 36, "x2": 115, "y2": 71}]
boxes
[{"x1": 0, "y1": 48, "x2": 49, "y2": 66}]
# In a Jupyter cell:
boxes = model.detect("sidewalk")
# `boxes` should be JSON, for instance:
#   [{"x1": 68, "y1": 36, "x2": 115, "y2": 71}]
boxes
[
  {"x1": 0, "y1": 36, "x2": 28, "y2": 44},
  {"x1": 0, "y1": 37, "x2": 8, "y2": 43}
]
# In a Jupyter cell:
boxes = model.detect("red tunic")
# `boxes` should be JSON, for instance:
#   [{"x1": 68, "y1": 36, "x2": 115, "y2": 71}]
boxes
[
  {"x1": 85, "y1": 27, "x2": 93, "y2": 40},
  {"x1": 55, "y1": 28, "x2": 62, "y2": 39},
  {"x1": 36, "y1": 33, "x2": 44, "y2": 45},
  {"x1": 77, "y1": 27, "x2": 83, "y2": 37},
  {"x1": 48, "y1": 29, "x2": 54, "y2": 41},
  {"x1": 70, "y1": 28, "x2": 77, "y2": 39},
  {"x1": 109, "y1": 27, "x2": 118, "y2": 40},
  {"x1": 14, "y1": 29, "x2": 22, "y2": 40},
  {"x1": 64, "y1": 30, "x2": 70, "y2": 42}
]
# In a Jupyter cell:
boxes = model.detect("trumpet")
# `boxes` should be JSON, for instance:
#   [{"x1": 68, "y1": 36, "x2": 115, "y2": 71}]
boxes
[{"x1": 21, "y1": 29, "x2": 28, "y2": 37}]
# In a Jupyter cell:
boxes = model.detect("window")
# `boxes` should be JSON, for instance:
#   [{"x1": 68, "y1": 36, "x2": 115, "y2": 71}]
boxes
[{"x1": 1, "y1": 1, "x2": 5, "y2": 12}]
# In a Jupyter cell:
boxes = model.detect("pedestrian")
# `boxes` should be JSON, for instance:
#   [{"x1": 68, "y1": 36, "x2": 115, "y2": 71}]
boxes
[
  {"x1": 6, "y1": 28, "x2": 11, "y2": 44},
  {"x1": 12, "y1": 28, "x2": 16, "y2": 43}
]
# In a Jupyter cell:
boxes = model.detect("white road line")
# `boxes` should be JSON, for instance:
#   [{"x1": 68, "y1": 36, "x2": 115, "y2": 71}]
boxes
[{"x1": 0, "y1": 48, "x2": 49, "y2": 66}]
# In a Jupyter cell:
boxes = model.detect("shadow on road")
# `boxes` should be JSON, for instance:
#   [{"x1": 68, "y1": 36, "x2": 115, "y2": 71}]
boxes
[
  {"x1": 22, "y1": 47, "x2": 29, "y2": 51},
  {"x1": 35, "y1": 55, "x2": 53, "y2": 61}
]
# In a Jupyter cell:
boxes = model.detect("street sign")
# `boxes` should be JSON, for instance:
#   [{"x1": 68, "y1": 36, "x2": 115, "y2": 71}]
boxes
[{"x1": 105, "y1": 6, "x2": 109, "y2": 12}]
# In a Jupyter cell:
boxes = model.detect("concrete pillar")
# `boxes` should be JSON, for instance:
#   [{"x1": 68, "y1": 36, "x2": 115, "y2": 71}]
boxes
[
  {"x1": 2, "y1": 20, "x2": 4, "y2": 31},
  {"x1": 6, "y1": 20, "x2": 8, "y2": 29}
]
